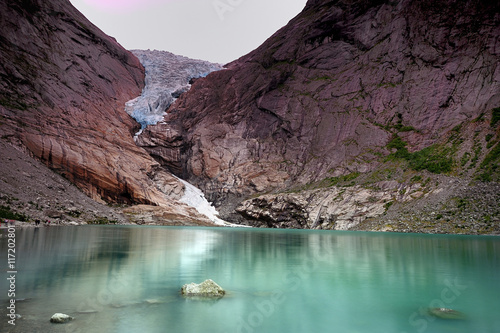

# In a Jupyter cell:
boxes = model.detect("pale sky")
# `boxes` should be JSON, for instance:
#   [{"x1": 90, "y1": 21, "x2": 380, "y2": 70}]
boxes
[{"x1": 69, "y1": 0, "x2": 308, "y2": 64}]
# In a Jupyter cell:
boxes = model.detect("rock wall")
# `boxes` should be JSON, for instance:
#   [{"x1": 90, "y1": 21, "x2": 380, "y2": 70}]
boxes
[
  {"x1": 0, "y1": 0, "x2": 181, "y2": 205},
  {"x1": 236, "y1": 178, "x2": 427, "y2": 230},
  {"x1": 140, "y1": 0, "x2": 500, "y2": 227}
]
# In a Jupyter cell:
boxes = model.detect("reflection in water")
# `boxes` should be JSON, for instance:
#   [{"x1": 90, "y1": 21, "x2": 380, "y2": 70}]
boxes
[{"x1": 0, "y1": 226, "x2": 499, "y2": 333}]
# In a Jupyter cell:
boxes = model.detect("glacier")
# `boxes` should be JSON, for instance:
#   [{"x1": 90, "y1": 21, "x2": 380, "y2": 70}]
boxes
[
  {"x1": 125, "y1": 50, "x2": 242, "y2": 226},
  {"x1": 125, "y1": 49, "x2": 223, "y2": 132}
]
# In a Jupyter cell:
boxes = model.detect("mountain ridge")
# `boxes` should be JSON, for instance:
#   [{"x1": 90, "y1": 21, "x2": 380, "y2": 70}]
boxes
[
  {"x1": 140, "y1": 0, "x2": 500, "y2": 230},
  {"x1": 0, "y1": 0, "x2": 222, "y2": 226},
  {"x1": 1, "y1": 0, "x2": 499, "y2": 232}
]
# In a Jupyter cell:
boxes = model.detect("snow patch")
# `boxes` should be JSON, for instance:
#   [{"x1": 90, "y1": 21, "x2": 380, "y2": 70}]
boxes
[{"x1": 177, "y1": 177, "x2": 247, "y2": 228}]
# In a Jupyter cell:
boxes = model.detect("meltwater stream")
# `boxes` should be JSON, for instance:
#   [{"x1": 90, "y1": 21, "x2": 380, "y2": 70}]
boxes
[{"x1": 1, "y1": 226, "x2": 499, "y2": 333}]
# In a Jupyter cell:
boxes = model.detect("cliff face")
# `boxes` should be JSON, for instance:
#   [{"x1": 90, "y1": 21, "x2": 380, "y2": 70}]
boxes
[
  {"x1": 0, "y1": 0, "x2": 179, "y2": 205},
  {"x1": 141, "y1": 0, "x2": 500, "y2": 229},
  {"x1": 2, "y1": 0, "x2": 498, "y2": 231}
]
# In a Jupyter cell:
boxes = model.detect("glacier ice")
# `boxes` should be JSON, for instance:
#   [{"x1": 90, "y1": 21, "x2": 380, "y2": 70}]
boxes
[{"x1": 125, "y1": 49, "x2": 223, "y2": 132}]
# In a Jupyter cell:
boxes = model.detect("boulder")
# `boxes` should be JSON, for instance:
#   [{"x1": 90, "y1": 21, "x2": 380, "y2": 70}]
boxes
[
  {"x1": 181, "y1": 279, "x2": 226, "y2": 298},
  {"x1": 428, "y1": 307, "x2": 466, "y2": 320},
  {"x1": 50, "y1": 313, "x2": 74, "y2": 323}
]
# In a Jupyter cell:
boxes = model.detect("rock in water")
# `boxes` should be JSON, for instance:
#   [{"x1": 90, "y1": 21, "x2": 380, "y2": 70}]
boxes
[
  {"x1": 181, "y1": 279, "x2": 226, "y2": 297},
  {"x1": 428, "y1": 307, "x2": 466, "y2": 320},
  {"x1": 50, "y1": 313, "x2": 74, "y2": 323}
]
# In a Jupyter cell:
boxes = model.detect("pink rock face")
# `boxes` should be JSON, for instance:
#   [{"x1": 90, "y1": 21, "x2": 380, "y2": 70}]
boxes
[
  {"x1": 0, "y1": 0, "x2": 175, "y2": 204},
  {"x1": 142, "y1": 0, "x2": 500, "y2": 204}
]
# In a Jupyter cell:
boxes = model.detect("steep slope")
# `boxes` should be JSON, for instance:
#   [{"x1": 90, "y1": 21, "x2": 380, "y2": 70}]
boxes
[
  {"x1": 0, "y1": 0, "x2": 180, "y2": 205},
  {"x1": 142, "y1": 0, "x2": 500, "y2": 230},
  {"x1": 0, "y1": 139, "x2": 127, "y2": 225}
]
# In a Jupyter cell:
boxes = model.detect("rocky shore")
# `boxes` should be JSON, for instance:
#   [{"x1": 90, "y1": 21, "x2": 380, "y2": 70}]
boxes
[
  {"x1": 0, "y1": 0, "x2": 498, "y2": 234},
  {"x1": 235, "y1": 171, "x2": 500, "y2": 235},
  {"x1": 0, "y1": 139, "x2": 222, "y2": 228},
  {"x1": 355, "y1": 179, "x2": 500, "y2": 235}
]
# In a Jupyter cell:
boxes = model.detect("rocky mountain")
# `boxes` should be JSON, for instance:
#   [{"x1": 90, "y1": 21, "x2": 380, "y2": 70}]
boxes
[
  {"x1": 0, "y1": 0, "x2": 221, "y2": 225},
  {"x1": 0, "y1": 0, "x2": 168, "y2": 205},
  {"x1": 139, "y1": 0, "x2": 500, "y2": 232},
  {"x1": 1, "y1": 0, "x2": 499, "y2": 233}
]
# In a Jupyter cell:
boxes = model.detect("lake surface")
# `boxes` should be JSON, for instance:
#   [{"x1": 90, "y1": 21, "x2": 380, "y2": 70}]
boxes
[{"x1": 1, "y1": 226, "x2": 499, "y2": 333}]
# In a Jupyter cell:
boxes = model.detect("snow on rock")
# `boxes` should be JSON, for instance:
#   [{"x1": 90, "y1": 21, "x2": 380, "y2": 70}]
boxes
[
  {"x1": 125, "y1": 49, "x2": 222, "y2": 132},
  {"x1": 177, "y1": 177, "x2": 246, "y2": 227}
]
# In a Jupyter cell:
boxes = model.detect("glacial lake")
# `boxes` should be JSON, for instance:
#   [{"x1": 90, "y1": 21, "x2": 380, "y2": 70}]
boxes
[{"x1": 1, "y1": 226, "x2": 499, "y2": 333}]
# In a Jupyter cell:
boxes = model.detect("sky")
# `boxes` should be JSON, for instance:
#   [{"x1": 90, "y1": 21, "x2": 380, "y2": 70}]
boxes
[{"x1": 69, "y1": 0, "x2": 308, "y2": 64}]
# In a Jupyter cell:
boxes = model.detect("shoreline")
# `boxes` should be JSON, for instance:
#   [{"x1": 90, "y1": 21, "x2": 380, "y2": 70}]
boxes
[{"x1": 1, "y1": 219, "x2": 498, "y2": 236}]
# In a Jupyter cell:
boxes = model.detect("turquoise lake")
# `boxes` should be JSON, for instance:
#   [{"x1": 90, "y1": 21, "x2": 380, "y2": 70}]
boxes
[{"x1": 1, "y1": 226, "x2": 499, "y2": 333}]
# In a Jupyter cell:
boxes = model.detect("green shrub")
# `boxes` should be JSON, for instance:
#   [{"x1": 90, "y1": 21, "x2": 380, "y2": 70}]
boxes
[
  {"x1": 386, "y1": 136, "x2": 452, "y2": 173},
  {"x1": 387, "y1": 135, "x2": 411, "y2": 159},
  {"x1": 0, "y1": 206, "x2": 28, "y2": 221},
  {"x1": 326, "y1": 172, "x2": 361, "y2": 187},
  {"x1": 410, "y1": 175, "x2": 423, "y2": 182},
  {"x1": 88, "y1": 217, "x2": 117, "y2": 225},
  {"x1": 476, "y1": 141, "x2": 500, "y2": 182},
  {"x1": 66, "y1": 210, "x2": 82, "y2": 218},
  {"x1": 491, "y1": 107, "x2": 500, "y2": 128},
  {"x1": 408, "y1": 146, "x2": 453, "y2": 174},
  {"x1": 487, "y1": 139, "x2": 497, "y2": 149}
]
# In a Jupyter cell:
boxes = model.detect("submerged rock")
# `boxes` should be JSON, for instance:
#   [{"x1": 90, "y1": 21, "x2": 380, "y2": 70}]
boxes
[
  {"x1": 428, "y1": 307, "x2": 466, "y2": 320},
  {"x1": 50, "y1": 313, "x2": 74, "y2": 323},
  {"x1": 144, "y1": 298, "x2": 164, "y2": 305},
  {"x1": 181, "y1": 279, "x2": 226, "y2": 298}
]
